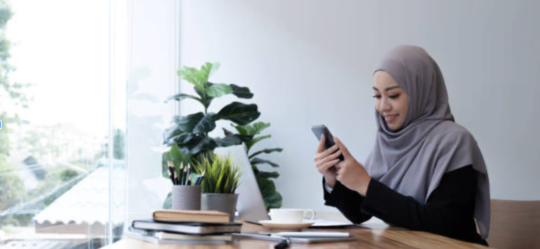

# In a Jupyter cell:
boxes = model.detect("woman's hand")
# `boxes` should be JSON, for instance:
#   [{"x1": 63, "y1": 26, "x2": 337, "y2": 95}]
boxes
[
  {"x1": 334, "y1": 137, "x2": 371, "y2": 196},
  {"x1": 314, "y1": 135, "x2": 341, "y2": 189}
]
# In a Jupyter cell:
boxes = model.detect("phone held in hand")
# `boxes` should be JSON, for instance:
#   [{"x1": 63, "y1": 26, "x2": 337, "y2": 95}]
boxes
[{"x1": 311, "y1": 125, "x2": 344, "y2": 161}]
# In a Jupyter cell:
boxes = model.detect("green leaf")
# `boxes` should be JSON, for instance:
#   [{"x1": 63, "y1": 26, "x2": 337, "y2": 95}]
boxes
[
  {"x1": 164, "y1": 93, "x2": 203, "y2": 104},
  {"x1": 253, "y1": 122, "x2": 271, "y2": 135},
  {"x1": 222, "y1": 128, "x2": 233, "y2": 136},
  {"x1": 233, "y1": 124, "x2": 249, "y2": 136},
  {"x1": 192, "y1": 114, "x2": 216, "y2": 134},
  {"x1": 246, "y1": 134, "x2": 271, "y2": 151},
  {"x1": 162, "y1": 144, "x2": 191, "y2": 178},
  {"x1": 234, "y1": 122, "x2": 270, "y2": 136},
  {"x1": 174, "y1": 113, "x2": 216, "y2": 134},
  {"x1": 162, "y1": 124, "x2": 183, "y2": 145},
  {"x1": 238, "y1": 135, "x2": 255, "y2": 142},
  {"x1": 257, "y1": 171, "x2": 280, "y2": 179},
  {"x1": 172, "y1": 133, "x2": 196, "y2": 145},
  {"x1": 230, "y1": 84, "x2": 254, "y2": 99},
  {"x1": 201, "y1": 62, "x2": 220, "y2": 79},
  {"x1": 250, "y1": 157, "x2": 279, "y2": 167},
  {"x1": 194, "y1": 82, "x2": 215, "y2": 109},
  {"x1": 173, "y1": 113, "x2": 201, "y2": 132},
  {"x1": 177, "y1": 67, "x2": 206, "y2": 93},
  {"x1": 185, "y1": 136, "x2": 217, "y2": 155},
  {"x1": 176, "y1": 63, "x2": 219, "y2": 94},
  {"x1": 214, "y1": 135, "x2": 243, "y2": 147},
  {"x1": 263, "y1": 190, "x2": 283, "y2": 210},
  {"x1": 252, "y1": 165, "x2": 260, "y2": 174},
  {"x1": 249, "y1": 148, "x2": 283, "y2": 159},
  {"x1": 256, "y1": 176, "x2": 282, "y2": 210},
  {"x1": 195, "y1": 154, "x2": 242, "y2": 194},
  {"x1": 206, "y1": 83, "x2": 233, "y2": 98},
  {"x1": 215, "y1": 102, "x2": 260, "y2": 125}
]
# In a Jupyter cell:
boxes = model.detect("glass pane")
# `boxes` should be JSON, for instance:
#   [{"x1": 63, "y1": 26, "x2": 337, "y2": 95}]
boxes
[
  {"x1": 0, "y1": 0, "x2": 125, "y2": 248},
  {"x1": 123, "y1": 0, "x2": 179, "y2": 232}
]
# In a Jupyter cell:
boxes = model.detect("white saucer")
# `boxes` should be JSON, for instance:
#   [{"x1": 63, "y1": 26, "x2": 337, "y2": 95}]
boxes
[{"x1": 258, "y1": 220, "x2": 315, "y2": 230}]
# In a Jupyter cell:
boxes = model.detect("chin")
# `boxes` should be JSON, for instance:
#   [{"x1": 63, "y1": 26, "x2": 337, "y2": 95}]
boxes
[{"x1": 388, "y1": 123, "x2": 403, "y2": 131}]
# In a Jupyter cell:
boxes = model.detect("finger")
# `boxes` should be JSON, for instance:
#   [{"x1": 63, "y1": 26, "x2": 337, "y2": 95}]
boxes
[
  {"x1": 316, "y1": 134, "x2": 326, "y2": 153},
  {"x1": 318, "y1": 149, "x2": 342, "y2": 165},
  {"x1": 314, "y1": 144, "x2": 339, "y2": 161},
  {"x1": 318, "y1": 159, "x2": 340, "y2": 173},
  {"x1": 334, "y1": 137, "x2": 352, "y2": 158},
  {"x1": 316, "y1": 161, "x2": 337, "y2": 175}
]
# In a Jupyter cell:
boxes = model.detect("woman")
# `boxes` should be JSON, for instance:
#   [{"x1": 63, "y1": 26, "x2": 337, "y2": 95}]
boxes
[{"x1": 315, "y1": 45, "x2": 490, "y2": 245}]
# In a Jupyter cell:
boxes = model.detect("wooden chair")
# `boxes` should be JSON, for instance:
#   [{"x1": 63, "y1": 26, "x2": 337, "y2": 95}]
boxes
[{"x1": 488, "y1": 199, "x2": 540, "y2": 249}]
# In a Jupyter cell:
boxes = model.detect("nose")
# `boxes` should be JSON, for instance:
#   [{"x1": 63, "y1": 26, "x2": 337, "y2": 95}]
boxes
[{"x1": 379, "y1": 96, "x2": 392, "y2": 113}]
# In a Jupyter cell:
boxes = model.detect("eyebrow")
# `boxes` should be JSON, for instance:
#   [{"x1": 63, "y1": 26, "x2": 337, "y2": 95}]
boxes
[{"x1": 372, "y1": 86, "x2": 401, "y2": 92}]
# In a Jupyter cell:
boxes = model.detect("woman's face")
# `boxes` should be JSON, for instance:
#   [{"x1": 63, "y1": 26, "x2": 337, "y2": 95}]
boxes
[{"x1": 373, "y1": 71, "x2": 409, "y2": 131}]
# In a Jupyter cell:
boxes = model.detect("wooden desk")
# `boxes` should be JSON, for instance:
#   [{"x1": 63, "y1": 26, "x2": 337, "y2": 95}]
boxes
[{"x1": 102, "y1": 221, "x2": 488, "y2": 249}]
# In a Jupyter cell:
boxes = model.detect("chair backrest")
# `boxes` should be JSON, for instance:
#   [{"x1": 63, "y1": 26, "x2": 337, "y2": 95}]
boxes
[{"x1": 488, "y1": 199, "x2": 540, "y2": 249}]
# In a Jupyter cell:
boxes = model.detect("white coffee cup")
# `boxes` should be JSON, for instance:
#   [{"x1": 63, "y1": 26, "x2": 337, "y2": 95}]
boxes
[{"x1": 269, "y1": 208, "x2": 315, "y2": 223}]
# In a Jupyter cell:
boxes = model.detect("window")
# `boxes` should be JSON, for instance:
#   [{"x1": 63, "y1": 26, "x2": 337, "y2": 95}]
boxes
[{"x1": 0, "y1": 0, "x2": 127, "y2": 248}]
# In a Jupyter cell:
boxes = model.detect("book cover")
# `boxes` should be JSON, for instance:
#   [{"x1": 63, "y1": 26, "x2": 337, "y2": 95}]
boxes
[
  {"x1": 131, "y1": 219, "x2": 242, "y2": 235},
  {"x1": 153, "y1": 209, "x2": 230, "y2": 223}
]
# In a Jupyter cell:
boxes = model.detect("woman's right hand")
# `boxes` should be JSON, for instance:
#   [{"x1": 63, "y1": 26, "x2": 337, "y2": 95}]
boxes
[{"x1": 314, "y1": 135, "x2": 342, "y2": 189}]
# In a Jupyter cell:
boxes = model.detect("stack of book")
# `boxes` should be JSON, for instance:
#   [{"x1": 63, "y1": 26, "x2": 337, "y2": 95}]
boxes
[{"x1": 128, "y1": 210, "x2": 242, "y2": 245}]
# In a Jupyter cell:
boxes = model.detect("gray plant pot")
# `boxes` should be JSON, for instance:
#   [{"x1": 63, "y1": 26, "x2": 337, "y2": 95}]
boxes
[
  {"x1": 201, "y1": 193, "x2": 238, "y2": 222},
  {"x1": 172, "y1": 185, "x2": 201, "y2": 210}
]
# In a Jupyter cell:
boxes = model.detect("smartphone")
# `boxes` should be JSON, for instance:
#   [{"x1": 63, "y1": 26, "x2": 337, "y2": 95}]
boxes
[{"x1": 311, "y1": 125, "x2": 344, "y2": 161}]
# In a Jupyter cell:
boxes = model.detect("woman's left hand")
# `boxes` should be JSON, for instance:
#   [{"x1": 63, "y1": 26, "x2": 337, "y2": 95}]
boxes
[{"x1": 334, "y1": 137, "x2": 371, "y2": 196}]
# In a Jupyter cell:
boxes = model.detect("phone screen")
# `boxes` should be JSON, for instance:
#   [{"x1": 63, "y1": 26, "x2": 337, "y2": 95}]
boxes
[{"x1": 311, "y1": 125, "x2": 344, "y2": 161}]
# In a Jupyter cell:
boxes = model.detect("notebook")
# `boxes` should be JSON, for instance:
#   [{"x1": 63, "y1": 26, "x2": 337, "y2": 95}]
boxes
[{"x1": 131, "y1": 219, "x2": 242, "y2": 235}]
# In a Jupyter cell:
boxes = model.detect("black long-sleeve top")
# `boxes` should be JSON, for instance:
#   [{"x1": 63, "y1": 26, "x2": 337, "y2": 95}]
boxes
[{"x1": 323, "y1": 165, "x2": 487, "y2": 246}]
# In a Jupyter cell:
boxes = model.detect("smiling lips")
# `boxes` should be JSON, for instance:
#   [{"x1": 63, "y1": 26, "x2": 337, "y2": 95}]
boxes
[{"x1": 384, "y1": 114, "x2": 399, "y2": 123}]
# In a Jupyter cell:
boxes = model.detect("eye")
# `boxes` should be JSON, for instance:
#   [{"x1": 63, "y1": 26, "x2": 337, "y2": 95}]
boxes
[
  {"x1": 389, "y1": 94, "x2": 400, "y2": 99},
  {"x1": 372, "y1": 95, "x2": 381, "y2": 99}
]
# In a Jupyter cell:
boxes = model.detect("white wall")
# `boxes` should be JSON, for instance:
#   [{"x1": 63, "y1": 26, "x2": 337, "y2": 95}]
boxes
[{"x1": 178, "y1": 0, "x2": 540, "y2": 211}]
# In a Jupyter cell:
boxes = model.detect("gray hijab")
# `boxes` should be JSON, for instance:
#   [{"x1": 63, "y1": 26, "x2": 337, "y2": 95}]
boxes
[{"x1": 364, "y1": 45, "x2": 490, "y2": 239}]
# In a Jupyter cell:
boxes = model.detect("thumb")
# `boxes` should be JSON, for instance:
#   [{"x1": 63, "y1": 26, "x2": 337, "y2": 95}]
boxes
[{"x1": 334, "y1": 137, "x2": 352, "y2": 158}]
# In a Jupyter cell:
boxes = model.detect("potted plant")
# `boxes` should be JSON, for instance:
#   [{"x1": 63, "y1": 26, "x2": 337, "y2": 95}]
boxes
[
  {"x1": 162, "y1": 62, "x2": 258, "y2": 208},
  {"x1": 194, "y1": 153, "x2": 242, "y2": 222},
  {"x1": 225, "y1": 122, "x2": 283, "y2": 210},
  {"x1": 162, "y1": 62, "x2": 259, "y2": 169},
  {"x1": 161, "y1": 62, "x2": 284, "y2": 212}
]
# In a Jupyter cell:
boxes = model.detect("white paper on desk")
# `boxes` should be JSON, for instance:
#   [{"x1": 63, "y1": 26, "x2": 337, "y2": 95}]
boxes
[
  {"x1": 276, "y1": 231, "x2": 350, "y2": 237},
  {"x1": 307, "y1": 218, "x2": 354, "y2": 228}
]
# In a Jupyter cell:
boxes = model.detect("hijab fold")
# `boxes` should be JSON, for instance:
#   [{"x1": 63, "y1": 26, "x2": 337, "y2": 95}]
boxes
[{"x1": 364, "y1": 45, "x2": 490, "y2": 239}]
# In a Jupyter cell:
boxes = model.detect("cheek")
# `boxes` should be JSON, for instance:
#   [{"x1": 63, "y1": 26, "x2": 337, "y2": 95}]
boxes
[
  {"x1": 375, "y1": 99, "x2": 381, "y2": 112},
  {"x1": 398, "y1": 100, "x2": 408, "y2": 117}
]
